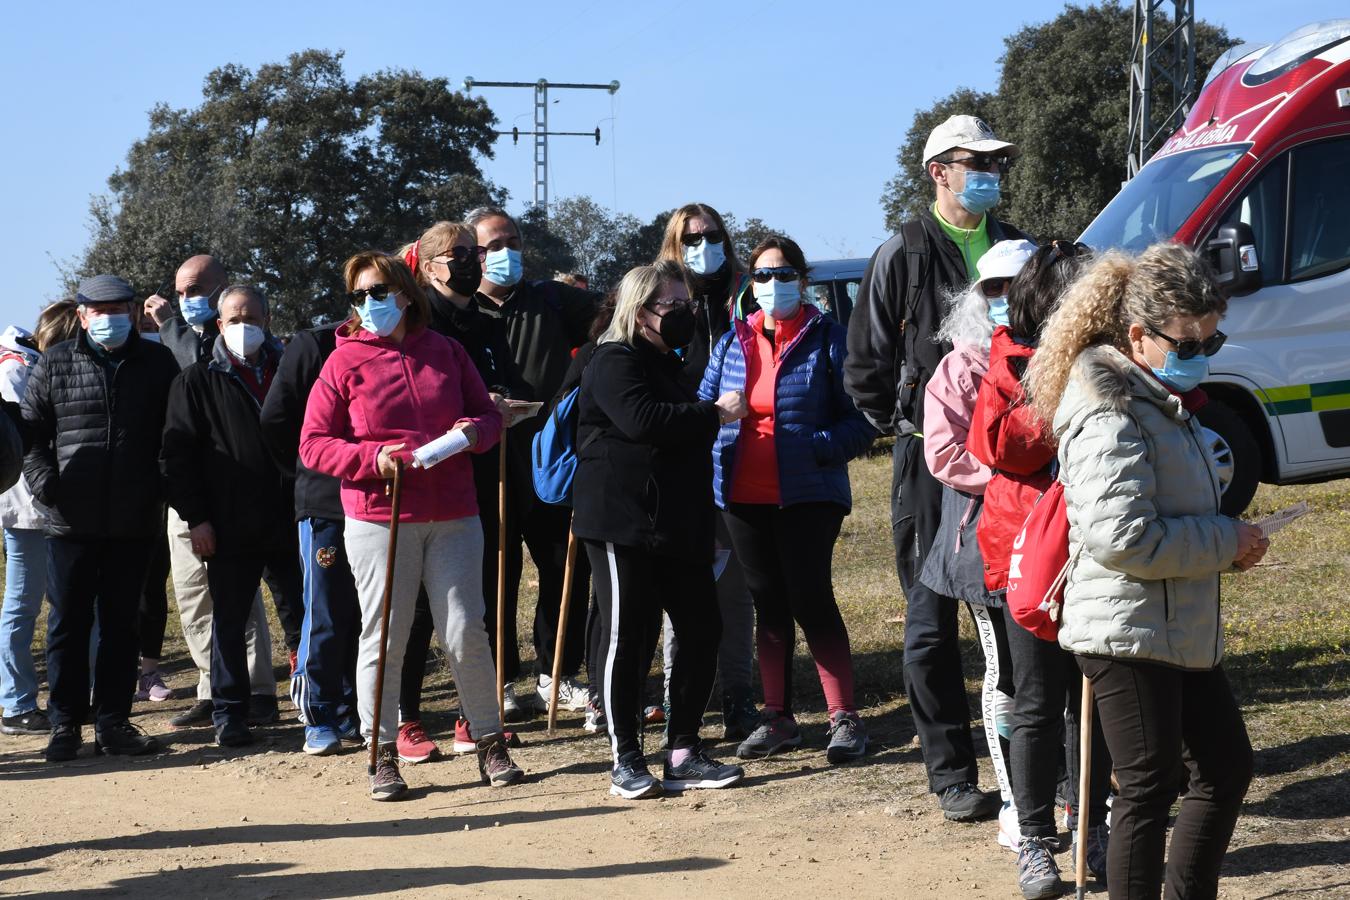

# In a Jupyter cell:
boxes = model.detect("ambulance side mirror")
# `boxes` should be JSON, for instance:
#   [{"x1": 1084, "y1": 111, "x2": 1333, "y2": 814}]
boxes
[{"x1": 1206, "y1": 222, "x2": 1262, "y2": 298}]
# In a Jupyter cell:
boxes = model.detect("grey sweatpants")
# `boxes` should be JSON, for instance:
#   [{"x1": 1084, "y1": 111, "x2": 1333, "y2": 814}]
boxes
[{"x1": 345, "y1": 516, "x2": 502, "y2": 744}]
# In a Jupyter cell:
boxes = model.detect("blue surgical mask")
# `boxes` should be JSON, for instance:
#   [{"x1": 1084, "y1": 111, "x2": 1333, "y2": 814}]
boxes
[
  {"x1": 954, "y1": 170, "x2": 1001, "y2": 215},
  {"x1": 754, "y1": 279, "x2": 802, "y2": 318},
  {"x1": 180, "y1": 296, "x2": 215, "y2": 327},
  {"x1": 483, "y1": 247, "x2": 523, "y2": 287},
  {"x1": 86, "y1": 313, "x2": 133, "y2": 350},
  {"x1": 357, "y1": 295, "x2": 405, "y2": 338},
  {"x1": 1152, "y1": 351, "x2": 1209, "y2": 393},
  {"x1": 683, "y1": 239, "x2": 726, "y2": 276},
  {"x1": 987, "y1": 295, "x2": 1010, "y2": 328}
]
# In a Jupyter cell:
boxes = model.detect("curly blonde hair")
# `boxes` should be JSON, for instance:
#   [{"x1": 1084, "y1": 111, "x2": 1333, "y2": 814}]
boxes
[{"x1": 1026, "y1": 243, "x2": 1227, "y2": 429}]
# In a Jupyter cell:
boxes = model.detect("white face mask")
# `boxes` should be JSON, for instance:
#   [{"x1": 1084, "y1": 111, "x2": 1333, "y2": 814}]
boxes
[{"x1": 223, "y1": 323, "x2": 266, "y2": 358}]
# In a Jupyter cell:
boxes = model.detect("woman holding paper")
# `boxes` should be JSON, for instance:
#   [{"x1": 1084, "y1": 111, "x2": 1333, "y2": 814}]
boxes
[
  {"x1": 1026, "y1": 243, "x2": 1267, "y2": 899},
  {"x1": 300, "y1": 250, "x2": 523, "y2": 802}
]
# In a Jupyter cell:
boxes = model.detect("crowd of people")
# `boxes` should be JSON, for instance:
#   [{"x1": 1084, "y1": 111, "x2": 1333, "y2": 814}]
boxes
[{"x1": 0, "y1": 114, "x2": 1267, "y2": 900}]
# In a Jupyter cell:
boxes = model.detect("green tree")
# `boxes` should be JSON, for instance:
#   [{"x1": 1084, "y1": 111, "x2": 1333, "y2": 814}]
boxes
[
  {"x1": 547, "y1": 195, "x2": 640, "y2": 281},
  {"x1": 594, "y1": 210, "x2": 673, "y2": 290},
  {"x1": 77, "y1": 50, "x2": 501, "y2": 331},
  {"x1": 518, "y1": 206, "x2": 578, "y2": 281}
]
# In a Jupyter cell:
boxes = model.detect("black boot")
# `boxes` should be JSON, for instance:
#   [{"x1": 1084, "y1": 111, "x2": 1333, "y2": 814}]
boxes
[
  {"x1": 215, "y1": 718, "x2": 255, "y2": 748},
  {"x1": 94, "y1": 719, "x2": 160, "y2": 756},
  {"x1": 45, "y1": 724, "x2": 83, "y2": 762}
]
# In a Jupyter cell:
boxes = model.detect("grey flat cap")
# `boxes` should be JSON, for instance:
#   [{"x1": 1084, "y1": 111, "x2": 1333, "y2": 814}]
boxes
[{"x1": 76, "y1": 274, "x2": 135, "y2": 304}]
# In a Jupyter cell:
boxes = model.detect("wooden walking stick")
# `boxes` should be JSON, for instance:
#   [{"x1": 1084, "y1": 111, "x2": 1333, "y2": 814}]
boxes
[
  {"x1": 1076, "y1": 673, "x2": 1095, "y2": 900},
  {"x1": 368, "y1": 458, "x2": 405, "y2": 777},
  {"x1": 547, "y1": 524, "x2": 579, "y2": 735},
  {"x1": 496, "y1": 429, "x2": 508, "y2": 724}
]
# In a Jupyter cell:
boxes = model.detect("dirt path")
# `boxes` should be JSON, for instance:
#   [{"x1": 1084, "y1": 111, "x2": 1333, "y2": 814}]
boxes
[{"x1": 4, "y1": 690, "x2": 1345, "y2": 899}]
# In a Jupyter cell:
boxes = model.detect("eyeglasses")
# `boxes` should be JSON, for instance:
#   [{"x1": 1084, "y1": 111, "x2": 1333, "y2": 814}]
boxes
[
  {"x1": 941, "y1": 153, "x2": 1011, "y2": 174},
  {"x1": 434, "y1": 245, "x2": 488, "y2": 265},
  {"x1": 680, "y1": 231, "x2": 725, "y2": 247},
  {"x1": 979, "y1": 277, "x2": 1010, "y2": 298},
  {"x1": 1048, "y1": 240, "x2": 1092, "y2": 263},
  {"x1": 751, "y1": 267, "x2": 800, "y2": 284},
  {"x1": 646, "y1": 296, "x2": 693, "y2": 312},
  {"x1": 1147, "y1": 325, "x2": 1227, "y2": 360},
  {"x1": 348, "y1": 284, "x2": 392, "y2": 304}
]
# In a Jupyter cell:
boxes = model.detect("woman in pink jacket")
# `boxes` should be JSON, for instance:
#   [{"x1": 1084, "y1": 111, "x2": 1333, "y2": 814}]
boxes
[
  {"x1": 920, "y1": 239, "x2": 1036, "y2": 851},
  {"x1": 300, "y1": 251, "x2": 521, "y2": 802}
]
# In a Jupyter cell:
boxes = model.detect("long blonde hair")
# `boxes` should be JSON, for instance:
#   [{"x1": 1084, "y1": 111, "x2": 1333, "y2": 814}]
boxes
[
  {"x1": 1026, "y1": 243, "x2": 1227, "y2": 427},
  {"x1": 600, "y1": 260, "x2": 684, "y2": 346},
  {"x1": 35, "y1": 299, "x2": 80, "y2": 351}
]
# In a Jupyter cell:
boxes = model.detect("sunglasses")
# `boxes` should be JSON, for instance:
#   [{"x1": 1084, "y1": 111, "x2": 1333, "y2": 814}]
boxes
[
  {"x1": 347, "y1": 284, "x2": 394, "y2": 304},
  {"x1": 942, "y1": 153, "x2": 1011, "y2": 174},
  {"x1": 681, "y1": 231, "x2": 725, "y2": 247},
  {"x1": 979, "y1": 277, "x2": 1011, "y2": 298},
  {"x1": 1147, "y1": 325, "x2": 1227, "y2": 360},
  {"x1": 751, "y1": 267, "x2": 800, "y2": 284},
  {"x1": 1048, "y1": 240, "x2": 1092, "y2": 263},
  {"x1": 434, "y1": 245, "x2": 487, "y2": 264}
]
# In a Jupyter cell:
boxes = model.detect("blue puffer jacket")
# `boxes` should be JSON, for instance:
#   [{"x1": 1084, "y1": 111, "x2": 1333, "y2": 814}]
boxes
[{"x1": 699, "y1": 306, "x2": 876, "y2": 510}]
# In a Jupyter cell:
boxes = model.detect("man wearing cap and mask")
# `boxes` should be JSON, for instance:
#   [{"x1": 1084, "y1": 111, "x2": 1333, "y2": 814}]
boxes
[
  {"x1": 21, "y1": 274, "x2": 180, "y2": 761},
  {"x1": 845, "y1": 115, "x2": 1029, "y2": 822},
  {"x1": 161, "y1": 285, "x2": 302, "y2": 747}
]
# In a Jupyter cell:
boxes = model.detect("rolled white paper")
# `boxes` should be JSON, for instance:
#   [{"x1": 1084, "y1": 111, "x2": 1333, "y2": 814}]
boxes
[{"x1": 412, "y1": 429, "x2": 470, "y2": 469}]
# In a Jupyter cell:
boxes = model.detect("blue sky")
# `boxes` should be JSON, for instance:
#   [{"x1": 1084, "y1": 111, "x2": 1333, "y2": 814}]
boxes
[{"x1": 1, "y1": 0, "x2": 1343, "y2": 330}]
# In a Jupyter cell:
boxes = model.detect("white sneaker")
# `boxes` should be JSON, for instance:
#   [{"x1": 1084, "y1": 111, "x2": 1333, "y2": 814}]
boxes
[
  {"x1": 502, "y1": 683, "x2": 535, "y2": 723},
  {"x1": 536, "y1": 674, "x2": 590, "y2": 712},
  {"x1": 997, "y1": 801, "x2": 1022, "y2": 851}
]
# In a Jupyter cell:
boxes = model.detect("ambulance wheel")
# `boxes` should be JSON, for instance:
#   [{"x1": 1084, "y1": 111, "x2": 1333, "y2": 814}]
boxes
[{"x1": 1196, "y1": 400, "x2": 1261, "y2": 516}]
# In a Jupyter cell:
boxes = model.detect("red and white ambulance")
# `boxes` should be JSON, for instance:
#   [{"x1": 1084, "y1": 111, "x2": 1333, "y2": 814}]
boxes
[{"x1": 1080, "y1": 19, "x2": 1350, "y2": 514}]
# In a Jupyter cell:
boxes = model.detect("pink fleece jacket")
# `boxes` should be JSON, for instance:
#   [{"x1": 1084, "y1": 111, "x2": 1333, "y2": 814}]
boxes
[
  {"x1": 923, "y1": 342, "x2": 993, "y2": 495},
  {"x1": 300, "y1": 320, "x2": 502, "y2": 523}
]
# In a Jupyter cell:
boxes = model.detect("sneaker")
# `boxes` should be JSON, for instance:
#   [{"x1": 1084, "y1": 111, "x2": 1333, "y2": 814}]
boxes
[
  {"x1": 338, "y1": 716, "x2": 362, "y2": 744},
  {"x1": 289, "y1": 649, "x2": 299, "y2": 677},
  {"x1": 246, "y1": 694, "x2": 280, "y2": 727},
  {"x1": 169, "y1": 699, "x2": 214, "y2": 729},
  {"x1": 370, "y1": 746, "x2": 407, "y2": 801},
  {"x1": 720, "y1": 687, "x2": 759, "y2": 742},
  {"x1": 45, "y1": 724, "x2": 82, "y2": 762},
  {"x1": 502, "y1": 684, "x2": 533, "y2": 723},
  {"x1": 663, "y1": 748, "x2": 744, "y2": 790},
  {"x1": 397, "y1": 721, "x2": 440, "y2": 764},
  {"x1": 452, "y1": 717, "x2": 475, "y2": 754},
  {"x1": 136, "y1": 670, "x2": 173, "y2": 703},
  {"x1": 610, "y1": 751, "x2": 663, "y2": 799},
  {"x1": 643, "y1": 704, "x2": 666, "y2": 725},
  {"x1": 1071, "y1": 822, "x2": 1110, "y2": 882},
  {"x1": 476, "y1": 733, "x2": 524, "y2": 787},
  {"x1": 583, "y1": 700, "x2": 607, "y2": 734},
  {"x1": 825, "y1": 711, "x2": 868, "y2": 763},
  {"x1": 304, "y1": 723, "x2": 342, "y2": 756},
  {"x1": 938, "y1": 782, "x2": 1001, "y2": 822},
  {"x1": 1016, "y1": 836, "x2": 1064, "y2": 899},
  {"x1": 736, "y1": 712, "x2": 802, "y2": 759},
  {"x1": 537, "y1": 674, "x2": 590, "y2": 712},
  {"x1": 998, "y1": 801, "x2": 1023, "y2": 851},
  {"x1": 1, "y1": 708, "x2": 51, "y2": 735},
  {"x1": 94, "y1": 719, "x2": 160, "y2": 756},
  {"x1": 215, "y1": 718, "x2": 254, "y2": 748}
]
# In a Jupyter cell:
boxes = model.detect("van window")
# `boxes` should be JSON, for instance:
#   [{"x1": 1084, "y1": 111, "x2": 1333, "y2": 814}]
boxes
[
  {"x1": 805, "y1": 282, "x2": 835, "y2": 317},
  {"x1": 1288, "y1": 138, "x2": 1350, "y2": 282},
  {"x1": 1219, "y1": 154, "x2": 1288, "y2": 283}
]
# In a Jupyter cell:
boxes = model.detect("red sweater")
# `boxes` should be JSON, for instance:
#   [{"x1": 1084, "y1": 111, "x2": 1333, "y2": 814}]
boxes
[{"x1": 729, "y1": 307, "x2": 808, "y2": 504}]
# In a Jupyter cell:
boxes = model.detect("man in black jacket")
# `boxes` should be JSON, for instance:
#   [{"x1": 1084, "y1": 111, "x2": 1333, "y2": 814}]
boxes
[
  {"x1": 468, "y1": 206, "x2": 599, "y2": 720},
  {"x1": 22, "y1": 274, "x2": 180, "y2": 761},
  {"x1": 845, "y1": 116, "x2": 1027, "y2": 821},
  {"x1": 160, "y1": 286, "x2": 302, "y2": 747}
]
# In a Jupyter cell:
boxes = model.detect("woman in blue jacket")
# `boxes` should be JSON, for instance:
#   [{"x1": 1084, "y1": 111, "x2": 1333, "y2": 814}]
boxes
[{"x1": 699, "y1": 235, "x2": 876, "y2": 764}]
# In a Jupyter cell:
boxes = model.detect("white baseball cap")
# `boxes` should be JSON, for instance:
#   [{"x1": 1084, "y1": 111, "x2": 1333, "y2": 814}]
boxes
[
  {"x1": 923, "y1": 115, "x2": 1020, "y2": 165},
  {"x1": 976, "y1": 239, "x2": 1038, "y2": 286}
]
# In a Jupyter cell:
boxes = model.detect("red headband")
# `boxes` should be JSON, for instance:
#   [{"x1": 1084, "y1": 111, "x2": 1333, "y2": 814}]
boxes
[{"x1": 403, "y1": 240, "x2": 420, "y2": 273}]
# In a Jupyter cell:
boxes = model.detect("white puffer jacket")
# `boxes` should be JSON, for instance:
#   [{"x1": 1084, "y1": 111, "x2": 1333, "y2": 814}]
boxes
[
  {"x1": 1053, "y1": 345, "x2": 1240, "y2": 670},
  {"x1": 0, "y1": 325, "x2": 48, "y2": 530}
]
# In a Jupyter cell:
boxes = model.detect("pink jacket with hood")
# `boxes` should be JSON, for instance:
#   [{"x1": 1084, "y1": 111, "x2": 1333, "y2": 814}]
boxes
[{"x1": 923, "y1": 284, "x2": 995, "y2": 495}]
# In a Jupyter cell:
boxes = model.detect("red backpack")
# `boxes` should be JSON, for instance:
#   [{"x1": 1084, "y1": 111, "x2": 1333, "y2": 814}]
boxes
[{"x1": 1005, "y1": 480, "x2": 1075, "y2": 641}]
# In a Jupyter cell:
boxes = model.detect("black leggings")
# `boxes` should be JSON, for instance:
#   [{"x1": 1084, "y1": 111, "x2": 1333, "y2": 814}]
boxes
[
  {"x1": 585, "y1": 539, "x2": 720, "y2": 762},
  {"x1": 138, "y1": 526, "x2": 170, "y2": 660}
]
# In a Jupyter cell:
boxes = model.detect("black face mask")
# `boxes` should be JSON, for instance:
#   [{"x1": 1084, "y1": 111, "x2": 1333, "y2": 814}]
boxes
[
  {"x1": 448, "y1": 257, "x2": 482, "y2": 296},
  {"x1": 656, "y1": 304, "x2": 696, "y2": 350}
]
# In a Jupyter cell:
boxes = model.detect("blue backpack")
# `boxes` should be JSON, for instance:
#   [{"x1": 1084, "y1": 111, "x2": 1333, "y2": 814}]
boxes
[{"x1": 532, "y1": 386, "x2": 588, "y2": 506}]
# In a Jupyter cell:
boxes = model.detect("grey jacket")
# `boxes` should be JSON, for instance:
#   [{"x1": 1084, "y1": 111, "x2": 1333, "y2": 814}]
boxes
[{"x1": 1053, "y1": 345, "x2": 1240, "y2": 670}]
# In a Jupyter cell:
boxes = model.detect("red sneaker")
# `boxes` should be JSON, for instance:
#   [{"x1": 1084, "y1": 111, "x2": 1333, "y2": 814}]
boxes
[
  {"x1": 453, "y1": 718, "x2": 475, "y2": 754},
  {"x1": 396, "y1": 721, "x2": 440, "y2": 764},
  {"x1": 289, "y1": 649, "x2": 299, "y2": 677}
]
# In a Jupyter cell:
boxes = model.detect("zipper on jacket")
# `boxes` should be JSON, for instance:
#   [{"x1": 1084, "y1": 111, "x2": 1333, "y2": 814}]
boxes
[
  {"x1": 1181, "y1": 416, "x2": 1223, "y2": 665},
  {"x1": 1162, "y1": 578, "x2": 1173, "y2": 623}
]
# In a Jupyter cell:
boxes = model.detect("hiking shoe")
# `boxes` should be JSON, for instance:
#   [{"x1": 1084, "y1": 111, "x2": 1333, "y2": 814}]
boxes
[
  {"x1": 1017, "y1": 836, "x2": 1064, "y2": 899},
  {"x1": 998, "y1": 801, "x2": 1023, "y2": 851},
  {"x1": 215, "y1": 718, "x2": 254, "y2": 748},
  {"x1": 477, "y1": 733, "x2": 524, "y2": 787},
  {"x1": 537, "y1": 674, "x2": 590, "y2": 712},
  {"x1": 169, "y1": 699, "x2": 213, "y2": 729},
  {"x1": 45, "y1": 724, "x2": 82, "y2": 762},
  {"x1": 95, "y1": 719, "x2": 160, "y2": 756},
  {"x1": 370, "y1": 747, "x2": 407, "y2": 801},
  {"x1": 304, "y1": 723, "x2": 342, "y2": 756},
  {"x1": 583, "y1": 699, "x2": 607, "y2": 734},
  {"x1": 939, "y1": 782, "x2": 1001, "y2": 822},
  {"x1": 611, "y1": 751, "x2": 663, "y2": 800},
  {"x1": 663, "y1": 749, "x2": 744, "y2": 790},
  {"x1": 720, "y1": 687, "x2": 759, "y2": 742},
  {"x1": 246, "y1": 694, "x2": 280, "y2": 726},
  {"x1": 825, "y1": 711, "x2": 868, "y2": 763},
  {"x1": 1071, "y1": 822, "x2": 1110, "y2": 882},
  {"x1": 502, "y1": 684, "x2": 534, "y2": 723},
  {"x1": 2, "y1": 708, "x2": 51, "y2": 735},
  {"x1": 452, "y1": 717, "x2": 476, "y2": 753},
  {"x1": 397, "y1": 721, "x2": 440, "y2": 764},
  {"x1": 736, "y1": 712, "x2": 802, "y2": 759}
]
